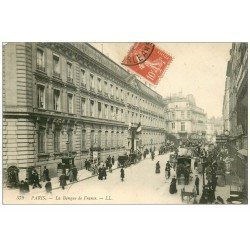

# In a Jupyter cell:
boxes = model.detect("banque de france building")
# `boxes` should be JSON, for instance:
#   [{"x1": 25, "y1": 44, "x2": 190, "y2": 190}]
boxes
[{"x1": 3, "y1": 43, "x2": 165, "y2": 178}]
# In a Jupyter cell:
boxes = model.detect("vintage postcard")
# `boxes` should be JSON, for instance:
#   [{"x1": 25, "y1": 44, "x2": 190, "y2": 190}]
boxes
[{"x1": 2, "y1": 42, "x2": 248, "y2": 204}]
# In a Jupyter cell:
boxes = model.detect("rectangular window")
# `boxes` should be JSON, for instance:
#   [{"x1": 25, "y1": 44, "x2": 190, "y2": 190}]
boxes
[
  {"x1": 172, "y1": 123, "x2": 175, "y2": 130},
  {"x1": 54, "y1": 130, "x2": 60, "y2": 152},
  {"x1": 67, "y1": 62, "x2": 73, "y2": 83},
  {"x1": 172, "y1": 112, "x2": 175, "y2": 119},
  {"x1": 98, "y1": 131, "x2": 102, "y2": 147},
  {"x1": 36, "y1": 48, "x2": 45, "y2": 71},
  {"x1": 53, "y1": 89, "x2": 60, "y2": 111},
  {"x1": 105, "y1": 104, "x2": 108, "y2": 119},
  {"x1": 116, "y1": 132, "x2": 119, "y2": 147},
  {"x1": 111, "y1": 106, "x2": 114, "y2": 119},
  {"x1": 121, "y1": 109, "x2": 123, "y2": 121},
  {"x1": 120, "y1": 89, "x2": 123, "y2": 100},
  {"x1": 181, "y1": 122, "x2": 185, "y2": 131},
  {"x1": 81, "y1": 97, "x2": 86, "y2": 116},
  {"x1": 37, "y1": 85, "x2": 45, "y2": 109},
  {"x1": 38, "y1": 129, "x2": 45, "y2": 153},
  {"x1": 67, "y1": 94, "x2": 73, "y2": 113},
  {"x1": 181, "y1": 111, "x2": 184, "y2": 119},
  {"x1": 80, "y1": 69, "x2": 86, "y2": 87},
  {"x1": 121, "y1": 132, "x2": 124, "y2": 147},
  {"x1": 110, "y1": 84, "x2": 113, "y2": 97},
  {"x1": 90, "y1": 100, "x2": 94, "y2": 117},
  {"x1": 90, "y1": 74, "x2": 94, "y2": 90},
  {"x1": 116, "y1": 107, "x2": 119, "y2": 120},
  {"x1": 98, "y1": 102, "x2": 102, "y2": 118},
  {"x1": 98, "y1": 78, "x2": 102, "y2": 92},
  {"x1": 116, "y1": 87, "x2": 119, "y2": 99},
  {"x1": 111, "y1": 132, "x2": 114, "y2": 147},
  {"x1": 67, "y1": 130, "x2": 73, "y2": 151},
  {"x1": 81, "y1": 130, "x2": 86, "y2": 150},
  {"x1": 53, "y1": 55, "x2": 60, "y2": 77},
  {"x1": 90, "y1": 130, "x2": 94, "y2": 147},
  {"x1": 104, "y1": 81, "x2": 108, "y2": 94},
  {"x1": 105, "y1": 131, "x2": 108, "y2": 147}
]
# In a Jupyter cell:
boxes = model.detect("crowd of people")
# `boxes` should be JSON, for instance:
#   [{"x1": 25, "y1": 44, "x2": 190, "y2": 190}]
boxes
[{"x1": 16, "y1": 137, "x2": 241, "y2": 204}]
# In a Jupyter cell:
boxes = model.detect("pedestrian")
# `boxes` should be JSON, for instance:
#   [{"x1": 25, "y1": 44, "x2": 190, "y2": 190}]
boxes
[
  {"x1": 169, "y1": 176, "x2": 177, "y2": 194},
  {"x1": 68, "y1": 168, "x2": 74, "y2": 183},
  {"x1": 19, "y1": 180, "x2": 25, "y2": 194},
  {"x1": 195, "y1": 175, "x2": 200, "y2": 195},
  {"x1": 108, "y1": 162, "x2": 112, "y2": 173},
  {"x1": 73, "y1": 166, "x2": 78, "y2": 182},
  {"x1": 42, "y1": 166, "x2": 50, "y2": 182},
  {"x1": 59, "y1": 173, "x2": 67, "y2": 190},
  {"x1": 45, "y1": 178, "x2": 52, "y2": 194},
  {"x1": 98, "y1": 166, "x2": 103, "y2": 180},
  {"x1": 84, "y1": 159, "x2": 88, "y2": 170},
  {"x1": 120, "y1": 167, "x2": 125, "y2": 182},
  {"x1": 32, "y1": 170, "x2": 42, "y2": 189},
  {"x1": 199, "y1": 186, "x2": 209, "y2": 204},
  {"x1": 103, "y1": 166, "x2": 107, "y2": 180},
  {"x1": 151, "y1": 151, "x2": 155, "y2": 161},
  {"x1": 165, "y1": 161, "x2": 171, "y2": 179},
  {"x1": 155, "y1": 161, "x2": 160, "y2": 174},
  {"x1": 23, "y1": 178, "x2": 30, "y2": 193},
  {"x1": 111, "y1": 156, "x2": 115, "y2": 166}
]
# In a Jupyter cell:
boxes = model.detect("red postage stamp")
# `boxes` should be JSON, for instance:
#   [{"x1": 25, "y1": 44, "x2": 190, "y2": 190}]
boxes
[{"x1": 122, "y1": 42, "x2": 173, "y2": 85}]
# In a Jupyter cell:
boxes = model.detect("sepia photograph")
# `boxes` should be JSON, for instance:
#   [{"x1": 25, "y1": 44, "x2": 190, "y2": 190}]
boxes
[{"x1": 2, "y1": 42, "x2": 248, "y2": 204}]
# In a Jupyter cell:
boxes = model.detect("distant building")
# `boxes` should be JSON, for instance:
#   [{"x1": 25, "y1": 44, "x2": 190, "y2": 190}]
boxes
[
  {"x1": 205, "y1": 117, "x2": 223, "y2": 142},
  {"x1": 164, "y1": 93, "x2": 207, "y2": 141}
]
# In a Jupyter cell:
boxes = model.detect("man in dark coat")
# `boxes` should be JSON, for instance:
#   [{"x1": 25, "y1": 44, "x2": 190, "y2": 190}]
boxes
[
  {"x1": 45, "y1": 178, "x2": 52, "y2": 194},
  {"x1": 43, "y1": 166, "x2": 50, "y2": 182},
  {"x1": 98, "y1": 167, "x2": 103, "y2": 180},
  {"x1": 195, "y1": 175, "x2": 200, "y2": 195},
  {"x1": 59, "y1": 173, "x2": 67, "y2": 190},
  {"x1": 103, "y1": 166, "x2": 107, "y2": 180},
  {"x1": 32, "y1": 171, "x2": 42, "y2": 189},
  {"x1": 85, "y1": 159, "x2": 88, "y2": 170},
  {"x1": 111, "y1": 156, "x2": 115, "y2": 166},
  {"x1": 23, "y1": 178, "x2": 30, "y2": 193},
  {"x1": 120, "y1": 167, "x2": 125, "y2": 182},
  {"x1": 72, "y1": 166, "x2": 78, "y2": 182}
]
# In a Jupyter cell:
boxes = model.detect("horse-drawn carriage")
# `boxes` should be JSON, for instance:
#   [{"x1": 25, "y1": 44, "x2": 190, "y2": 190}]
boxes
[
  {"x1": 118, "y1": 155, "x2": 130, "y2": 168},
  {"x1": 118, "y1": 150, "x2": 142, "y2": 168},
  {"x1": 176, "y1": 156, "x2": 192, "y2": 185}
]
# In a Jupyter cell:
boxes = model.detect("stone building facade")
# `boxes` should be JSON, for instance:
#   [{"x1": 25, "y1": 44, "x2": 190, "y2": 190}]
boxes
[
  {"x1": 3, "y1": 43, "x2": 165, "y2": 179},
  {"x1": 164, "y1": 93, "x2": 207, "y2": 140},
  {"x1": 223, "y1": 43, "x2": 248, "y2": 188},
  {"x1": 224, "y1": 43, "x2": 248, "y2": 151}
]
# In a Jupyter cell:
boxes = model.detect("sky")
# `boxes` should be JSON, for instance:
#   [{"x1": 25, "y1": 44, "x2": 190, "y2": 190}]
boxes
[{"x1": 91, "y1": 43, "x2": 232, "y2": 118}]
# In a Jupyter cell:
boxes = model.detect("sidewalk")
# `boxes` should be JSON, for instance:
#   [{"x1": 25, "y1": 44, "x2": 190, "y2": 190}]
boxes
[{"x1": 3, "y1": 161, "x2": 120, "y2": 198}]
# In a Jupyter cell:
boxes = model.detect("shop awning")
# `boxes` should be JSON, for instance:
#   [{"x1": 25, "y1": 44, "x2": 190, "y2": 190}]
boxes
[{"x1": 238, "y1": 149, "x2": 248, "y2": 157}]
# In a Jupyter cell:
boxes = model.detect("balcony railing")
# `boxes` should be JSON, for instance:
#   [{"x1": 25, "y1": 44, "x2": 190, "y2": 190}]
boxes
[{"x1": 36, "y1": 64, "x2": 45, "y2": 72}]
